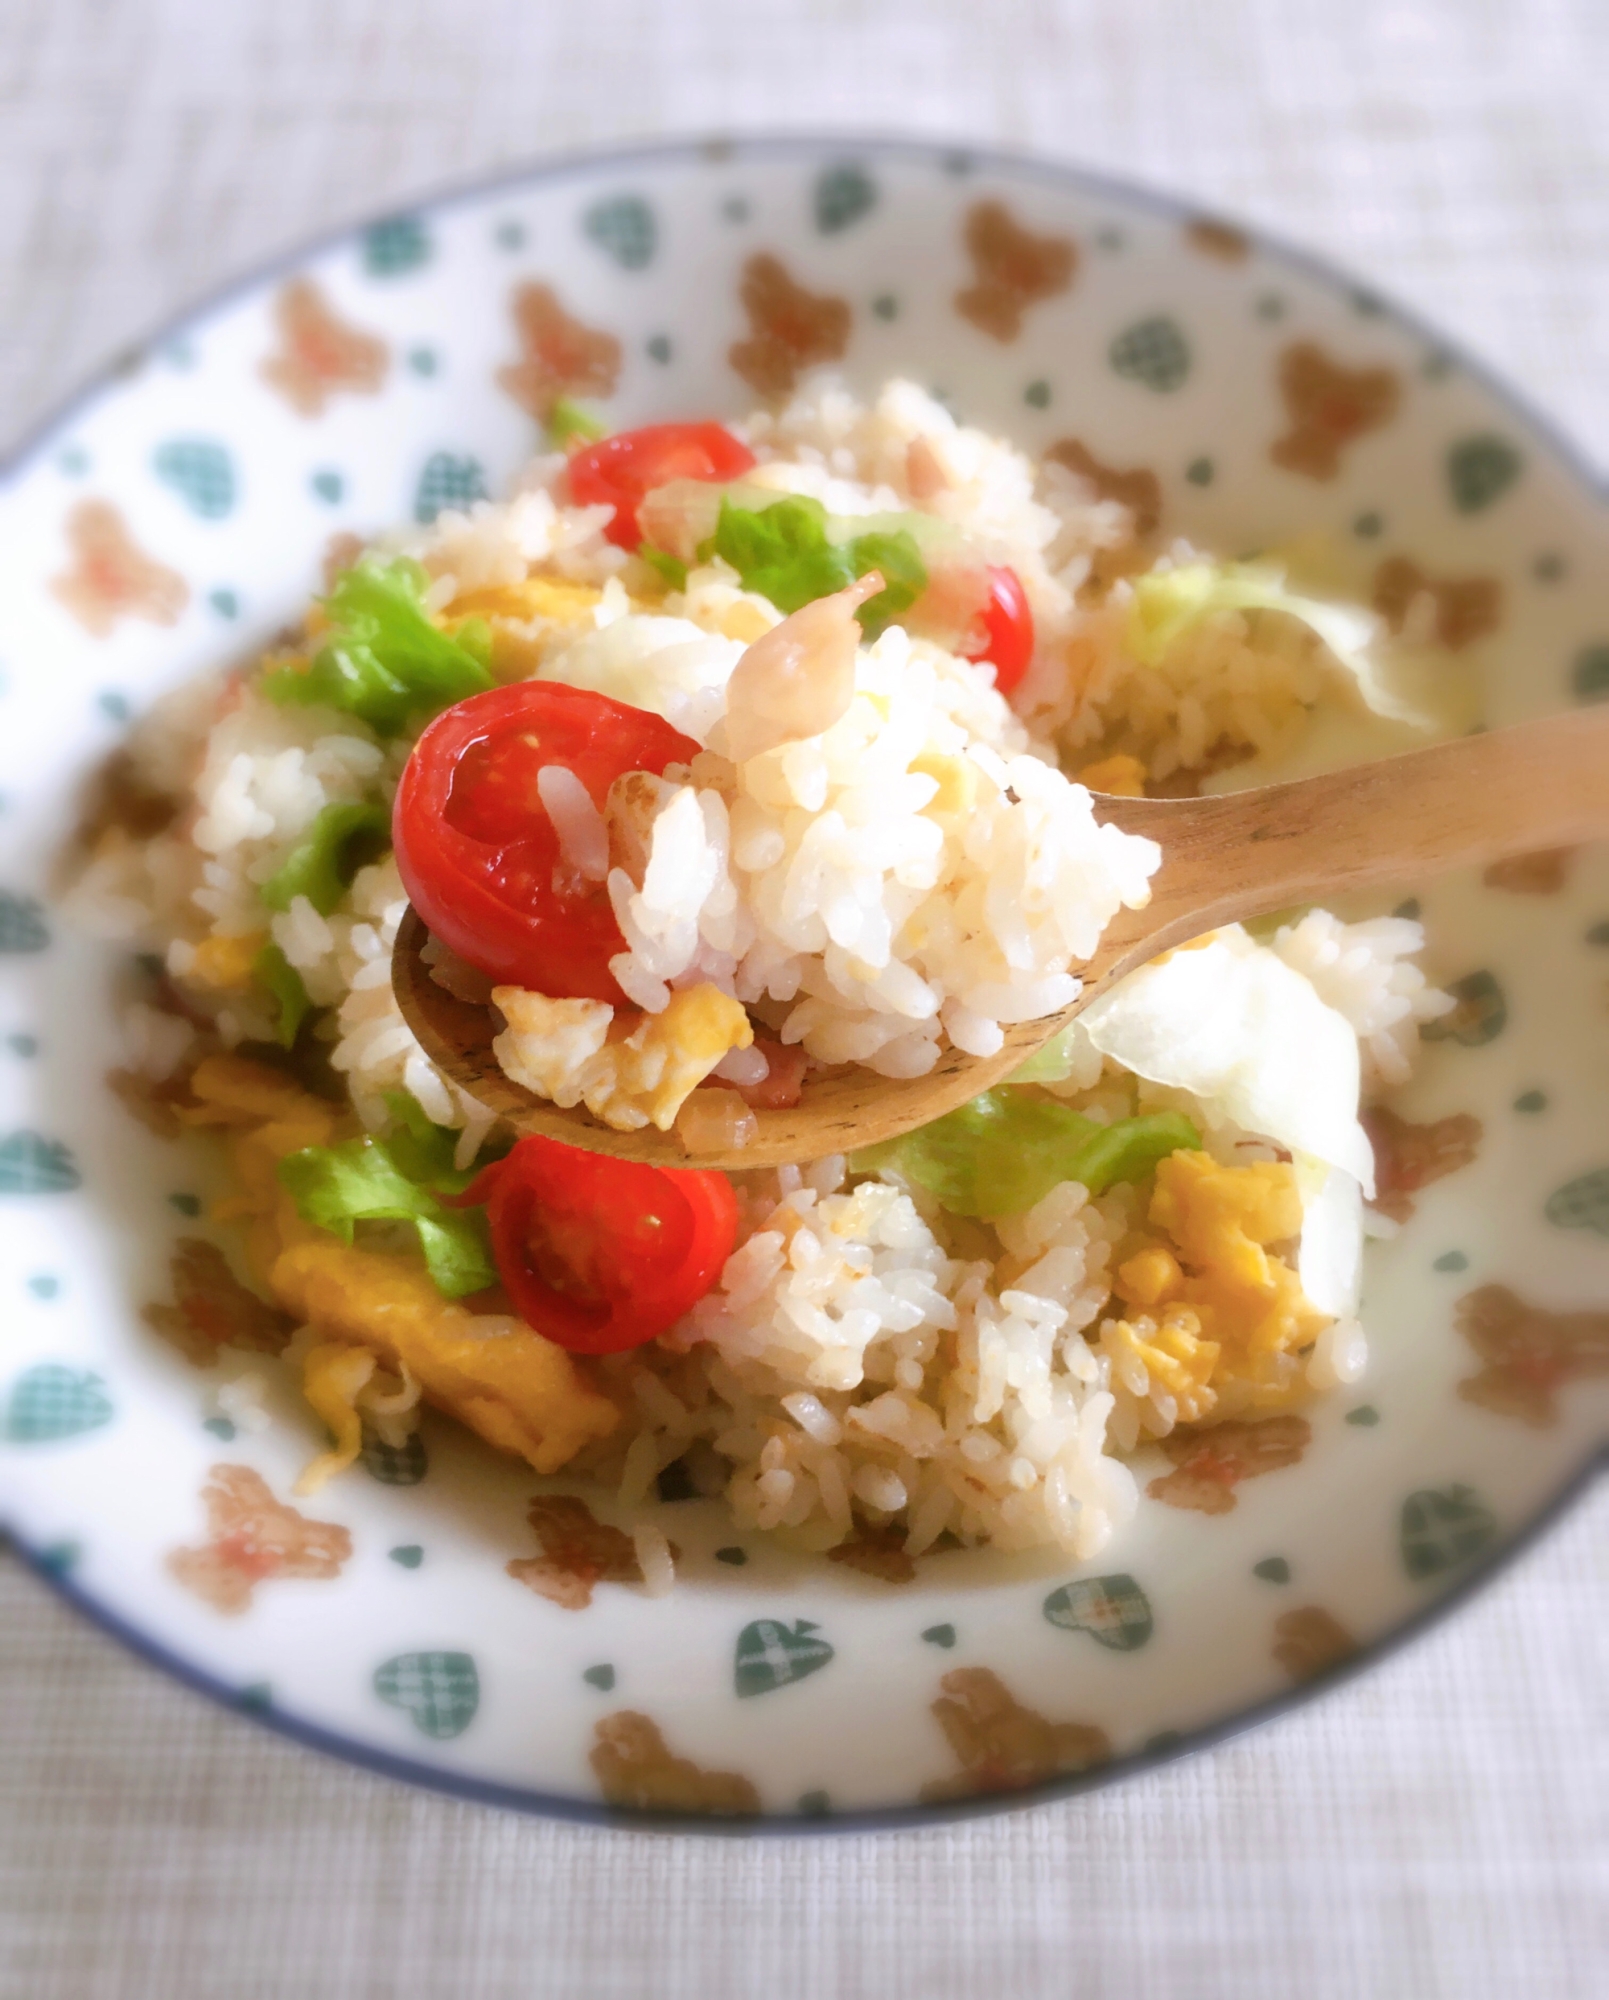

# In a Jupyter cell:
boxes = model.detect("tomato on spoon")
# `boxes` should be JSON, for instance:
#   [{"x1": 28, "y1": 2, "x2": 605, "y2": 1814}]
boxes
[{"x1": 392, "y1": 680, "x2": 699, "y2": 1002}]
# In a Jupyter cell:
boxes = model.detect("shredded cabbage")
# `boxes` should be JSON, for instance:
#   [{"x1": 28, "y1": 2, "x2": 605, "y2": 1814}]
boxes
[
  {"x1": 1005, "y1": 1023, "x2": 1094, "y2": 1086},
  {"x1": 853, "y1": 1088, "x2": 1200, "y2": 1220},
  {"x1": 1294, "y1": 1154, "x2": 1364, "y2": 1319},
  {"x1": 1078, "y1": 927, "x2": 1376, "y2": 1194},
  {"x1": 1127, "y1": 558, "x2": 1432, "y2": 726}
]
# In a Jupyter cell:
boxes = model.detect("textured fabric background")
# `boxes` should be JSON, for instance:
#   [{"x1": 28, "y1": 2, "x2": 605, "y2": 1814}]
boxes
[{"x1": 1, "y1": 3, "x2": 1606, "y2": 1995}]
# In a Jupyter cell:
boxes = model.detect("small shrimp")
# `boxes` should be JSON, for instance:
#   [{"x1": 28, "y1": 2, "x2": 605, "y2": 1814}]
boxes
[
  {"x1": 905, "y1": 436, "x2": 950, "y2": 502},
  {"x1": 721, "y1": 572, "x2": 883, "y2": 764}
]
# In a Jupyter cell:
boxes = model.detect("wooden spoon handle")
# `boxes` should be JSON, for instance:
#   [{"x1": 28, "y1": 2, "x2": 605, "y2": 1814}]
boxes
[{"x1": 1100, "y1": 705, "x2": 1609, "y2": 941}]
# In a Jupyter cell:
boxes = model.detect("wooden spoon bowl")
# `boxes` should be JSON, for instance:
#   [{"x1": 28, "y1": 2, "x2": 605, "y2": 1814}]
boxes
[{"x1": 394, "y1": 706, "x2": 1609, "y2": 1170}]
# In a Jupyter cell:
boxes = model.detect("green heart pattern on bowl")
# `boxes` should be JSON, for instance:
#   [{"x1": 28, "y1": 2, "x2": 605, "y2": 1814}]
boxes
[{"x1": 3, "y1": 1364, "x2": 115, "y2": 1444}]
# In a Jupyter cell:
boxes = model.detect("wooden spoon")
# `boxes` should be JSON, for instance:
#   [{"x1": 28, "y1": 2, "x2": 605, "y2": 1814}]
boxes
[{"x1": 393, "y1": 705, "x2": 1609, "y2": 1170}]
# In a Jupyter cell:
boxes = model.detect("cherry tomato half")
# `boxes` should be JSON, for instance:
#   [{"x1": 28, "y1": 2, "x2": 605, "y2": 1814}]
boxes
[
  {"x1": 458, "y1": 1135, "x2": 738, "y2": 1353},
  {"x1": 393, "y1": 680, "x2": 700, "y2": 1001},
  {"x1": 567, "y1": 422, "x2": 758, "y2": 549},
  {"x1": 978, "y1": 565, "x2": 1035, "y2": 696}
]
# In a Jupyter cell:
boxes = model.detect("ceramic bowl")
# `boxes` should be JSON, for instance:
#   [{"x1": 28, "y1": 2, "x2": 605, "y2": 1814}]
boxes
[{"x1": 2, "y1": 136, "x2": 1605, "y2": 1830}]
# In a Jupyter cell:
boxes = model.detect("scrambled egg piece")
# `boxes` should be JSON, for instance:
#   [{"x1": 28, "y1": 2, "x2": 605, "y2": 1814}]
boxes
[
  {"x1": 298, "y1": 1341, "x2": 382, "y2": 1491},
  {"x1": 446, "y1": 576, "x2": 605, "y2": 682},
  {"x1": 1100, "y1": 1307, "x2": 1220, "y2": 1425},
  {"x1": 1075, "y1": 753, "x2": 1148, "y2": 797},
  {"x1": 1107, "y1": 1149, "x2": 1329, "y2": 1430},
  {"x1": 185, "y1": 932, "x2": 266, "y2": 991},
  {"x1": 184, "y1": 1055, "x2": 343, "y2": 1285},
  {"x1": 272, "y1": 1236, "x2": 618, "y2": 1484},
  {"x1": 712, "y1": 597, "x2": 776, "y2": 644},
  {"x1": 448, "y1": 577, "x2": 604, "y2": 627},
  {"x1": 451, "y1": 569, "x2": 775, "y2": 651},
  {"x1": 492, "y1": 983, "x2": 753, "y2": 1132},
  {"x1": 179, "y1": 1054, "x2": 618, "y2": 1487},
  {"x1": 910, "y1": 749, "x2": 979, "y2": 824},
  {"x1": 1147, "y1": 1150, "x2": 1323, "y2": 1353}
]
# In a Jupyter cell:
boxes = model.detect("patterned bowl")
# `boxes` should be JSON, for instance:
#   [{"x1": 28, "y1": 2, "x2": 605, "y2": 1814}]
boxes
[{"x1": 1, "y1": 137, "x2": 1605, "y2": 1831}]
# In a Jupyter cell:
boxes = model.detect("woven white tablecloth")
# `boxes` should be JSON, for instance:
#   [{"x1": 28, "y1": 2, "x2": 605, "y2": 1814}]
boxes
[{"x1": 2, "y1": 4, "x2": 1606, "y2": 1994}]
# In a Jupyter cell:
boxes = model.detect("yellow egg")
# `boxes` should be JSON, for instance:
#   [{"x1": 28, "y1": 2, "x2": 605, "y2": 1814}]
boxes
[
  {"x1": 1108, "y1": 1149, "x2": 1331, "y2": 1420},
  {"x1": 187, "y1": 932, "x2": 266, "y2": 991},
  {"x1": 182, "y1": 1055, "x2": 620, "y2": 1490},
  {"x1": 716, "y1": 599, "x2": 777, "y2": 644},
  {"x1": 446, "y1": 576, "x2": 604, "y2": 626},
  {"x1": 492, "y1": 982, "x2": 754, "y2": 1133},
  {"x1": 1101, "y1": 1306, "x2": 1221, "y2": 1429},
  {"x1": 1114, "y1": 1244, "x2": 1183, "y2": 1308},
  {"x1": 1150, "y1": 1150, "x2": 1303, "y2": 1300},
  {"x1": 297, "y1": 1342, "x2": 378, "y2": 1489},
  {"x1": 910, "y1": 749, "x2": 978, "y2": 820},
  {"x1": 272, "y1": 1236, "x2": 618, "y2": 1488},
  {"x1": 1075, "y1": 752, "x2": 1149, "y2": 797}
]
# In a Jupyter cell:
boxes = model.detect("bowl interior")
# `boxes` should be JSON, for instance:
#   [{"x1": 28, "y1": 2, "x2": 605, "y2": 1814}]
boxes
[{"x1": 1, "y1": 138, "x2": 1605, "y2": 1828}]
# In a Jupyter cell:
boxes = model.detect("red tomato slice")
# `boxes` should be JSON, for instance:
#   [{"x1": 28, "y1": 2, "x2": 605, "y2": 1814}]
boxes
[
  {"x1": 392, "y1": 680, "x2": 700, "y2": 1001},
  {"x1": 978, "y1": 565, "x2": 1035, "y2": 695},
  {"x1": 568, "y1": 422, "x2": 758, "y2": 549},
  {"x1": 458, "y1": 1135, "x2": 738, "y2": 1353}
]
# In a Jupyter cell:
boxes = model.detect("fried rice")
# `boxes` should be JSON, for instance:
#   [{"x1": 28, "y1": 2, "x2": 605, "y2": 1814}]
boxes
[{"x1": 69, "y1": 376, "x2": 1457, "y2": 1565}]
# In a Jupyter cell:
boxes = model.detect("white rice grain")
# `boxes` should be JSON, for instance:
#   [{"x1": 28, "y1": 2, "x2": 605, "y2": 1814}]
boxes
[
  {"x1": 537, "y1": 764, "x2": 609, "y2": 882},
  {"x1": 632, "y1": 1523, "x2": 676, "y2": 1598}
]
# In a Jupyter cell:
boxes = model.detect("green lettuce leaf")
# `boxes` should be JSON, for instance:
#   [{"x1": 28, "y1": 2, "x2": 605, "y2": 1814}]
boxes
[
  {"x1": 259, "y1": 801, "x2": 391, "y2": 915},
  {"x1": 261, "y1": 555, "x2": 494, "y2": 736},
  {"x1": 846, "y1": 528, "x2": 929, "y2": 639},
  {"x1": 277, "y1": 1114, "x2": 501, "y2": 1297},
  {"x1": 547, "y1": 396, "x2": 607, "y2": 447},
  {"x1": 852, "y1": 1089, "x2": 1201, "y2": 1220},
  {"x1": 637, "y1": 543, "x2": 689, "y2": 592},
  {"x1": 699, "y1": 495, "x2": 927, "y2": 639},
  {"x1": 703, "y1": 495, "x2": 852, "y2": 610},
  {"x1": 253, "y1": 942, "x2": 311, "y2": 1049},
  {"x1": 1003, "y1": 1026, "x2": 1082, "y2": 1086},
  {"x1": 379, "y1": 1090, "x2": 510, "y2": 1194},
  {"x1": 1126, "y1": 559, "x2": 1430, "y2": 724}
]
